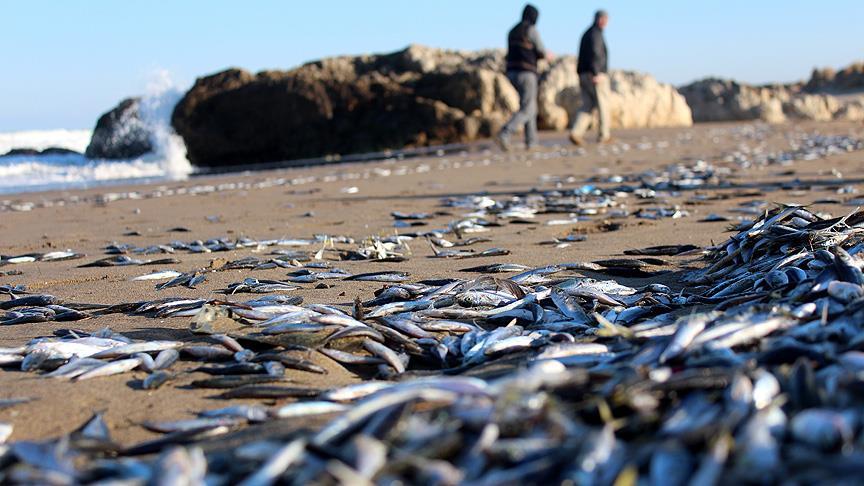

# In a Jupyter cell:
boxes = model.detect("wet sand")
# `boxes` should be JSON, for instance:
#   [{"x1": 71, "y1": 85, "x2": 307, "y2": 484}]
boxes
[{"x1": 1, "y1": 121, "x2": 862, "y2": 446}]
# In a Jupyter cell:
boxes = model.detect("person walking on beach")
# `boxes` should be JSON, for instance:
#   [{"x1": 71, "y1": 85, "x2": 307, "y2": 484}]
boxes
[
  {"x1": 570, "y1": 10, "x2": 611, "y2": 146},
  {"x1": 497, "y1": 4, "x2": 550, "y2": 151}
]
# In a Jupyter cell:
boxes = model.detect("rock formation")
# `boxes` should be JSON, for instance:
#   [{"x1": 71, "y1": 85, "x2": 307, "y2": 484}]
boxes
[
  {"x1": 171, "y1": 45, "x2": 691, "y2": 167},
  {"x1": 0, "y1": 147, "x2": 81, "y2": 158},
  {"x1": 678, "y1": 79, "x2": 788, "y2": 124},
  {"x1": 680, "y1": 61, "x2": 864, "y2": 124},
  {"x1": 85, "y1": 98, "x2": 154, "y2": 159},
  {"x1": 538, "y1": 58, "x2": 692, "y2": 130},
  {"x1": 805, "y1": 62, "x2": 864, "y2": 93},
  {"x1": 91, "y1": 48, "x2": 863, "y2": 167}
]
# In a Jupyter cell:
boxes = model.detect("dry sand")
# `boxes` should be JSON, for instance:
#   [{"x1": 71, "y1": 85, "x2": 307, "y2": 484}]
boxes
[{"x1": 1, "y1": 121, "x2": 862, "y2": 446}]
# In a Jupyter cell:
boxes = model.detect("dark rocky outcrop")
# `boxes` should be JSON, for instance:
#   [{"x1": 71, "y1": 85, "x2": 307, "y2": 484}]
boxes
[
  {"x1": 85, "y1": 98, "x2": 153, "y2": 159},
  {"x1": 172, "y1": 45, "x2": 690, "y2": 168},
  {"x1": 1, "y1": 147, "x2": 82, "y2": 158},
  {"x1": 805, "y1": 62, "x2": 864, "y2": 93},
  {"x1": 171, "y1": 47, "x2": 513, "y2": 167}
]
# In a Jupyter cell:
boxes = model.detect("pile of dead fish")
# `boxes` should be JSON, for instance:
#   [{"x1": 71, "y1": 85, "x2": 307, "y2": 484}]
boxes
[
  {"x1": 439, "y1": 189, "x2": 685, "y2": 231},
  {"x1": 4, "y1": 204, "x2": 864, "y2": 482},
  {"x1": 593, "y1": 133, "x2": 863, "y2": 193}
]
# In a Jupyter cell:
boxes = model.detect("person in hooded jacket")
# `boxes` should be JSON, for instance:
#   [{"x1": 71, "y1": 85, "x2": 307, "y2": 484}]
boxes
[
  {"x1": 570, "y1": 10, "x2": 611, "y2": 145},
  {"x1": 497, "y1": 4, "x2": 551, "y2": 151}
]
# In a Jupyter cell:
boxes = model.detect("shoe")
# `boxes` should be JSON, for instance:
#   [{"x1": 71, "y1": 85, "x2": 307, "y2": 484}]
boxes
[
  {"x1": 568, "y1": 132, "x2": 585, "y2": 147},
  {"x1": 496, "y1": 133, "x2": 512, "y2": 152},
  {"x1": 598, "y1": 136, "x2": 614, "y2": 144},
  {"x1": 526, "y1": 141, "x2": 541, "y2": 151}
]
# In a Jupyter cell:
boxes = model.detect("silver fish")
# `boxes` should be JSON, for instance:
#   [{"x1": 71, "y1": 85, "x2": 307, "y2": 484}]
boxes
[{"x1": 75, "y1": 357, "x2": 142, "y2": 381}]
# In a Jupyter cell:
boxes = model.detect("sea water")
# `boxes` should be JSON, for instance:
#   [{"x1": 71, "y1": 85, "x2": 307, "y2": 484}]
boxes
[{"x1": 0, "y1": 71, "x2": 193, "y2": 195}]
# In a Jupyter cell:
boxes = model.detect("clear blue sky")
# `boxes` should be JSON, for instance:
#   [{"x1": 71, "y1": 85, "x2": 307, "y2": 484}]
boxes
[{"x1": 2, "y1": 0, "x2": 861, "y2": 131}]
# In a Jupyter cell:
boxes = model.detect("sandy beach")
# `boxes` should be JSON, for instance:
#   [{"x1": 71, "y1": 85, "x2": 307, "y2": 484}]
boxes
[{"x1": 1, "y1": 120, "x2": 863, "y2": 448}]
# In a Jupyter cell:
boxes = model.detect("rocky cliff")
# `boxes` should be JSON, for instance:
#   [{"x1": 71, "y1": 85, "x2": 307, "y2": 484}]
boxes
[
  {"x1": 680, "y1": 61, "x2": 864, "y2": 124},
  {"x1": 168, "y1": 45, "x2": 691, "y2": 167}
]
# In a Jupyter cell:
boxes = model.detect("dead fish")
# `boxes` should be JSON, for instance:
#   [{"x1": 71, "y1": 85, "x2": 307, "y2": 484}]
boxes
[
  {"x1": 699, "y1": 214, "x2": 730, "y2": 223},
  {"x1": 319, "y1": 381, "x2": 394, "y2": 402},
  {"x1": 319, "y1": 348, "x2": 386, "y2": 365},
  {"x1": 344, "y1": 271, "x2": 411, "y2": 283},
  {"x1": 0, "y1": 295, "x2": 62, "y2": 310},
  {"x1": 182, "y1": 345, "x2": 236, "y2": 360},
  {"x1": 250, "y1": 353, "x2": 328, "y2": 374},
  {"x1": 392, "y1": 211, "x2": 431, "y2": 220},
  {"x1": 196, "y1": 363, "x2": 268, "y2": 375},
  {"x1": 75, "y1": 358, "x2": 142, "y2": 381},
  {"x1": 457, "y1": 248, "x2": 511, "y2": 259},
  {"x1": 0, "y1": 397, "x2": 34, "y2": 410},
  {"x1": 270, "y1": 401, "x2": 348, "y2": 419},
  {"x1": 534, "y1": 342, "x2": 608, "y2": 360},
  {"x1": 236, "y1": 438, "x2": 307, "y2": 486},
  {"x1": 217, "y1": 385, "x2": 321, "y2": 399},
  {"x1": 75, "y1": 256, "x2": 142, "y2": 268},
  {"x1": 156, "y1": 272, "x2": 206, "y2": 291},
  {"x1": 154, "y1": 349, "x2": 180, "y2": 370},
  {"x1": 91, "y1": 341, "x2": 182, "y2": 359},
  {"x1": 790, "y1": 409, "x2": 855, "y2": 450},
  {"x1": 659, "y1": 314, "x2": 712, "y2": 364},
  {"x1": 124, "y1": 427, "x2": 230, "y2": 456},
  {"x1": 143, "y1": 417, "x2": 244, "y2": 434},
  {"x1": 624, "y1": 244, "x2": 700, "y2": 256},
  {"x1": 363, "y1": 339, "x2": 406, "y2": 373},
  {"x1": 142, "y1": 371, "x2": 174, "y2": 390},
  {"x1": 132, "y1": 270, "x2": 183, "y2": 281},
  {"x1": 550, "y1": 288, "x2": 591, "y2": 323},
  {"x1": 460, "y1": 263, "x2": 531, "y2": 273},
  {"x1": 199, "y1": 405, "x2": 269, "y2": 421},
  {"x1": 227, "y1": 278, "x2": 299, "y2": 294}
]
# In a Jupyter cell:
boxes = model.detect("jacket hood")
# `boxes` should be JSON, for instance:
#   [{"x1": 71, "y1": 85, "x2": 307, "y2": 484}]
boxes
[{"x1": 522, "y1": 4, "x2": 539, "y2": 25}]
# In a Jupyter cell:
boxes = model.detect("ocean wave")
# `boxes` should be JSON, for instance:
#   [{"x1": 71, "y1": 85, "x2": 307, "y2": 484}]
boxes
[
  {"x1": 0, "y1": 153, "x2": 184, "y2": 195},
  {"x1": 0, "y1": 70, "x2": 193, "y2": 195}
]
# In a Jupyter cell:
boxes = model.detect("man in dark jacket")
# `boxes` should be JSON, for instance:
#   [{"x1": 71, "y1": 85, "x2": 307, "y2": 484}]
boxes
[
  {"x1": 497, "y1": 4, "x2": 550, "y2": 151},
  {"x1": 570, "y1": 10, "x2": 610, "y2": 145}
]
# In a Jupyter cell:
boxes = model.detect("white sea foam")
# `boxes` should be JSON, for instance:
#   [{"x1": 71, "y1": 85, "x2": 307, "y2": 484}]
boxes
[{"x1": 0, "y1": 70, "x2": 193, "y2": 195}]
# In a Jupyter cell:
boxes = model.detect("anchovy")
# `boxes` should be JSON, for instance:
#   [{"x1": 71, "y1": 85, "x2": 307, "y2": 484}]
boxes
[
  {"x1": 319, "y1": 348, "x2": 386, "y2": 365},
  {"x1": 362, "y1": 339, "x2": 406, "y2": 373},
  {"x1": 659, "y1": 314, "x2": 712, "y2": 364},
  {"x1": 319, "y1": 382, "x2": 394, "y2": 403},
  {"x1": 196, "y1": 363, "x2": 268, "y2": 375},
  {"x1": 75, "y1": 358, "x2": 142, "y2": 381},
  {"x1": 182, "y1": 345, "x2": 235, "y2": 360},
  {"x1": 461, "y1": 263, "x2": 530, "y2": 273},
  {"x1": 0, "y1": 295, "x2": 62, "y2": 310},
  {"x1": 154, "y1": 349, "x2": 180, "y2": 370},
  {"x1": 91, "y1": 341, "x2": 182, "y2": 359},
  {"x1": 270, "y1": 401, "x2": 348, "y2": 419},
  {"x1": 142, "y1": 371, "x2": 174, "y2": 390},
  {"x1": 344, "y1": 271, "x2": 411, "y2": 283},
  {"x1": 132, "y1": 270, "x2": 182, "y2": 281},
  {"x1": 200, "y1": 405, "x2": 270, "y2": 422},
  {"x1": 250, "y1": 353, "x2": 328, "y2": 374},
  {"x1": 237, "y1": 438, "x2": 307, "y2": 486},
  {"x1": 143, "y1": 417, "x2": 244, "y2": 434},
  {"x1": 217, "y1": 385, "x2": 321, "y2": 399}
]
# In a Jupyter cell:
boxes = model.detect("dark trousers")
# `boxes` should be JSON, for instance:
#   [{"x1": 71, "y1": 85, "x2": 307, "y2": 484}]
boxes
[{"x1": 500, "y1": 70, "x2": 539, "y2": 147}]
